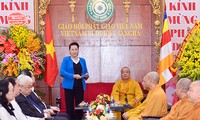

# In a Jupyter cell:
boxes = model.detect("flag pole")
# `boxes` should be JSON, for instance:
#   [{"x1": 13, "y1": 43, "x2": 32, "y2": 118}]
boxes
[
  {"x1": 161, "y1": 0, "x2": 166, "y2": 91},
  {"x1": 48, "y1": 86, "x2": 52, "y2": 105},
  {"x1": 163, "y1": 0, "x2": 166, "y2": 12}
]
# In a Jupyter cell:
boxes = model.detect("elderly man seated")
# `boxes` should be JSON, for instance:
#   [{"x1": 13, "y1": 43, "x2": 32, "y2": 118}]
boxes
[
  {"x1": 186, "y1": 80, "x2": 200, "y2": 119},
  {"x1": 16, "y1": 75, "x2": 68, "y2": 120},
  {"x1": 111, "y1": 67, "x2": 143, "y2": 119},
  {"x1": 20, "y1": 69, "x2": 60, "y2": 113},
  {"x1": 123, "y1": 71, "x2": 167, "y2": 120},
  {"x1": 6, "y1": 77, "x2": 45, "y2": 120},
  {"x1": 160, "y1": 78, "x2": 193, "y2": 120}
]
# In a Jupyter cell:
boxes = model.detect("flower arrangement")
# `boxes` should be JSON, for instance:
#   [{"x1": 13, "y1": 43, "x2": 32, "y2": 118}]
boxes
[
  {"x1": 0, "y1": 25, "x2": 45, "y2": 79},
  {"x1": 96, "y1": 93, "x2": 111, "y2": 105},
  {"x1": 176, "y1": 21, "x2": 200, "y2": 81},
  {"x1": 89, "y1": 104, "x2": 106, "y2": 120},
  {"x1": 87, "y1": 94, "x2": 111, "y2": 120}
]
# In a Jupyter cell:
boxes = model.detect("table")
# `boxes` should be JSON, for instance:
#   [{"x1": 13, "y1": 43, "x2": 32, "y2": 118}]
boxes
[
  {"x1": 110, "y1": 105, "x2": 125, "y2": 112},
  {"x1": 75, "y1": 106, "x2": 88, "y2": 112},
  {"x1": 75, "y1": 105, "x2": 125, "y2": 112},
  {"x1": 75, "y1": 105, "x2": 126, "y2": 120}
]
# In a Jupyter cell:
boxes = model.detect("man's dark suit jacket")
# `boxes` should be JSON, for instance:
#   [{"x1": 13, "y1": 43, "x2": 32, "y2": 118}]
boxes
[
  {"x1": 16, "y1": 92, "x2": 69, "y2": 120},
  {"x1": 28, "y1": 92, "x2": 70, "y2": 120},
  {"x1": 15, "y1": 92, "x2": 44, "y2": 118},
  {"x1": 29, "y1": 91, "x2": 48, "y2": 110}
]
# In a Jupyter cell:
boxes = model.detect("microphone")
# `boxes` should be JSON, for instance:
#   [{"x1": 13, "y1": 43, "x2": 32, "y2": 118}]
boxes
[
  {"x1": 116, "y1": 90, "x2": 133, "y2": 109},
  {"x1": 116, "y1": 90, "x2": 129, "y2": 104}
]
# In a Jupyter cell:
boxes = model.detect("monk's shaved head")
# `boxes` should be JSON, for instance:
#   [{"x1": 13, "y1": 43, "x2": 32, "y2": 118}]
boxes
[
  {"x1": 192, "y1": 81, "x2": 200, "y2": 90},
  {"x1": 142, "y1": 71, "x2": 159, "y2": 90},
  {"x1": 188, "y1": 80, "x2": 200, "y2": 103},
  {"x1": 145, "y1": 71, "x2": 160, "y2": 84},
  {"x1": 121, "y1": 66, "x2": 131, "y2": 81},
  {"x1": 176, "y1": 78, "x2": 192, "y2": 99},
  {"x1": 177, "y1": 78, "x2": 192, "y2": 92},
  {"x1": 121, "y1": 67, "x2": 130, "y2": 73}
]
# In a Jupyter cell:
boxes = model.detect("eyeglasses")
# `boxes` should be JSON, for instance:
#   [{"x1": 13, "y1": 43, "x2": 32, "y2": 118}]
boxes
[{"x1": 21, "y1": 85, "x2": 33, "y2": 90}]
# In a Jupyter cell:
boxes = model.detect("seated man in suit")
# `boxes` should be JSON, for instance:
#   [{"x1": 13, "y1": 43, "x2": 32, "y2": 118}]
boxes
[
  {"x1": 20, "y1": 69, "x2": 60, "y2": 112},
  {"x1": 16, "y1": 75, "x2": 68, "y2": 120},
  {"x1": 123, "y1": 71, "x2": 168, "y2": 120},
  {"x1": 16, "y1": 75, "x2": 52, "y2": 118},
  {"x1": 111, "y1": 67, "x2": 143, "y2": 119},
  {"x1": 161, "y1": 78, "x2": 193, "y2": 120},
  {"x1": 6, "y1": 77, "x2": 45, "y2": 120}
]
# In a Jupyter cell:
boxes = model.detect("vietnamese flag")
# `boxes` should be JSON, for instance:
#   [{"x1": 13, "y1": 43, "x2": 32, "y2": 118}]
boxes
[{"x1": 44, "y1": 11, "x2": 58, "y2": 87}]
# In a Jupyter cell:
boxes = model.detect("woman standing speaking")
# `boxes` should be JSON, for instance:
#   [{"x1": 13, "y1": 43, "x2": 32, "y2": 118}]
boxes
[{"x1": 60, "y1": 42, "x2": 89, "y2": 120}]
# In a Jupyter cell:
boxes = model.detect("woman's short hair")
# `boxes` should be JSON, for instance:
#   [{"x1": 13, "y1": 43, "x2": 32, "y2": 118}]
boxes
[{"x1": 69, "y1": 42, "x2": 79, "y2": 50}]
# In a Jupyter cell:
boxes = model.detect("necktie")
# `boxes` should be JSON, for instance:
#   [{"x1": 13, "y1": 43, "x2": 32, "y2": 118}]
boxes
[{"x1": 27, "y1": 96, "x2": 44, "y2": 113}]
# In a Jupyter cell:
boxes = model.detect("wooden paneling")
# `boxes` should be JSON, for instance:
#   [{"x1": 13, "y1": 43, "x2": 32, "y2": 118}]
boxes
[{"x1": 37, "y1": 0, "x2": 163, "y2": 105}]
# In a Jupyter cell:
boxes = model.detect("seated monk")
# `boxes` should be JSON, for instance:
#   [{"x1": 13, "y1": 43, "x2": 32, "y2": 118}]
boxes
[
  {"x1": 123, "y1": 71, "x2": 167, "y2": 120},
  {"x1": 186, "y1": 80, "x2": 200, "y2": 120},
  {"x1": 161, "y1": 78, "x2": 193, "y2": 120},
  {"x1": 111, "y1": 67, "x2": 143, "y2": 119},
  {"x1": 111, "y1": 67, "x2": 143, "y2": 107}
]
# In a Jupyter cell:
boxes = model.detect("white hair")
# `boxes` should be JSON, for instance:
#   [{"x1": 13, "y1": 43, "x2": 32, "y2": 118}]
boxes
[{"x1": 17, "y1": 74, "x2": 33, "y2": 85}]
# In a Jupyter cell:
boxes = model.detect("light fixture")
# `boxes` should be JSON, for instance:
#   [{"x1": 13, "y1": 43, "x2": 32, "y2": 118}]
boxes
[{"x1": 68, "y1": 0, "x2": 76, "y2": 22}]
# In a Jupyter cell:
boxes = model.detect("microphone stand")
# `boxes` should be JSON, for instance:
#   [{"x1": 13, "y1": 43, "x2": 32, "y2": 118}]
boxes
[{"x1": 125, "y1": 93, "x2": 128, "y2": 104}]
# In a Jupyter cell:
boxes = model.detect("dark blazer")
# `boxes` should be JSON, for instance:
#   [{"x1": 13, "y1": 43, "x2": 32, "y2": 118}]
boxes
[
  {"x1": 29, "y1": 91, "x2": 48, "y2": 110},
  {"x1": 15, "y1": 93, "x2": 44, "y2": 118}
]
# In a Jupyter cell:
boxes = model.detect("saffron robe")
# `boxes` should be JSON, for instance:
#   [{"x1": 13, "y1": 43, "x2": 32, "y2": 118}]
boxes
[
  {"x1": 127, "y1": 85, "x2": 167, "y2": 120},
  {"x1": 111, "y1": 79, "x2": 143, "y2": 108},
  {"x1": 161, "y1": 96, "x2": 193, "y2": 120},
  {"x1": 186, "y1": 101, "x2": 200, "y2": 120}
]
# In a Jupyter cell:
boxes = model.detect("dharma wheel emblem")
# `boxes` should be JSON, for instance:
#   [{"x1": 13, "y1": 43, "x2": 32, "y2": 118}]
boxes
[{"x1": 86, "y1": 0, "x2": 114, "y2": 23}]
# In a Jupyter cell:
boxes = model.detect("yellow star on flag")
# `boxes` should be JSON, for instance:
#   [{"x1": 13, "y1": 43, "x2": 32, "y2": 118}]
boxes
[{"x1": 45, "y1": 39, "x2": 55, "y2": 59}]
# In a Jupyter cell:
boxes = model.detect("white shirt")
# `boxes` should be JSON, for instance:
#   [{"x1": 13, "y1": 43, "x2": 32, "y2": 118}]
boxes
[
  {"x1": 71, "y1": 57, "x2": 80, "y2": 64},
  {"x1": 11, "y1": 99, "x2": 41, "y2": 120},
  {"x1": 0, "y1": 104, "x2": 16, "y2": 120}
]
